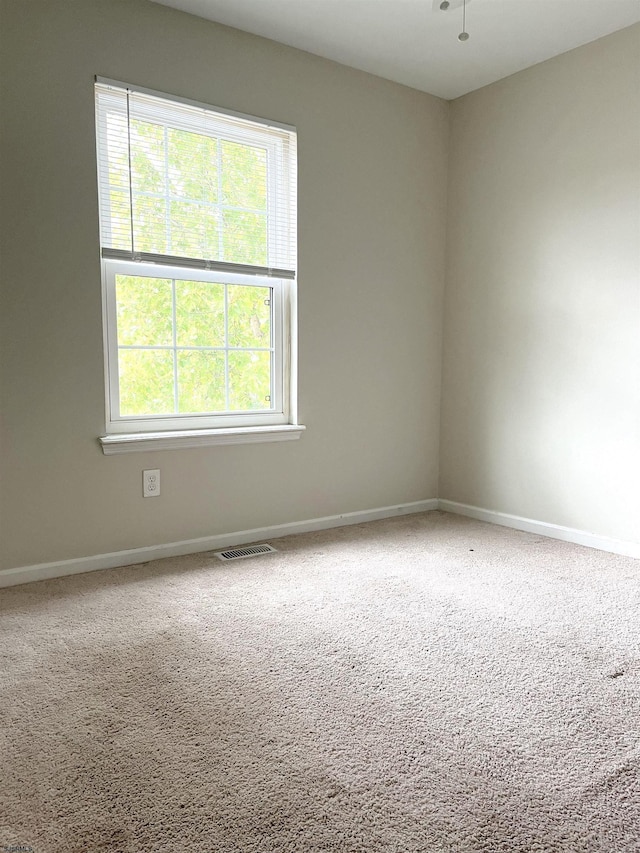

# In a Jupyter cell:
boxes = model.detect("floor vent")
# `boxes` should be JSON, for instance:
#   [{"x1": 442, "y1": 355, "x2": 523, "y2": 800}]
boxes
[{"x1": 214, "y1": 544, "x2": 277, "y2": 562}]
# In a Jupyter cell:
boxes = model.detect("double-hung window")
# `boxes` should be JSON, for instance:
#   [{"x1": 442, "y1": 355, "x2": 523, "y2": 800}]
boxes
[{"x1": 95, "y1": 79, "x2": 300, "y2": 453}]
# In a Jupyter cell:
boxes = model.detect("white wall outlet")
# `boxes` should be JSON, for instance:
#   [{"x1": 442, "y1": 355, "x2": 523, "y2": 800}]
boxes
[{"x1": 143, "y1": 469, "x2": 161, "y2": 498}]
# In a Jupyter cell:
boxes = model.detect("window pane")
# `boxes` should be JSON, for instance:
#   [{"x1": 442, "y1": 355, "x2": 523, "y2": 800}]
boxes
[
  {"x1": 221, "y1": 140, "x2": 267, "y2": 210},
  {"x1": 132, "y1": 195, "x2": 168, "y2": 254},
  {"x1": 228, "y1": 351, "x2": 271, "y2": 411},
  {"x1": 168, "y1": 129, "x2": 217, "y2": 204},
  {"x1": 227, "y1": 285, "x2": 271, "y2": 349},
  {"x1": 116, "y1": 276, "x2": 173, "y2": 346},
  {"x1": 223, "y1": 210, "x2": 267, "y2": 266},
  {"x1": 131, "y1": 119, "x2": 165, "y2": 194},
  {"x1": 119, "y1": 349, "x2": 174, "y2": 416},
  {"x1": 170, "y1": 201, "x2": 219, "y2": 259},
  {"x1": 177, "y1": 351, "x2": 226, "y2": 413},
  {"x1": 175, "y1": 280, "x2": 225, "y2": 347}
]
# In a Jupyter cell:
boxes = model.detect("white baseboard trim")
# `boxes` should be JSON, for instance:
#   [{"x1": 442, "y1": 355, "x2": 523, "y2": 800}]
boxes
[
  {"x1": 0, "y1": 499, "x2": 439, "y2": 588},
  {"x1": 438, "y1": 500, "x2": 640, "y2": 560},
  {"x1": 4, "y1": 497, "x2": 637, "y2": 589}
]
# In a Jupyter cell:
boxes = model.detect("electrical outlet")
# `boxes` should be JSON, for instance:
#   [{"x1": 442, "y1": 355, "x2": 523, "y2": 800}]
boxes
[{"x1": 143, "y1": 469, "x2": 160, "y2": 498}]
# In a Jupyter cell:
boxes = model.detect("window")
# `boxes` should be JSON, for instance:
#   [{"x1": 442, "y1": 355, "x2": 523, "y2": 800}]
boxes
[{"x1": 95, "y1": 79, "x2": 301, "y2": 452}]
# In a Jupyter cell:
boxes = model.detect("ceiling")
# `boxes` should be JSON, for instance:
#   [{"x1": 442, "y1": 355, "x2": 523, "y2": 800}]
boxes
[{"x1": 150, "y1": 0, "x2": 640, "y2": 100}]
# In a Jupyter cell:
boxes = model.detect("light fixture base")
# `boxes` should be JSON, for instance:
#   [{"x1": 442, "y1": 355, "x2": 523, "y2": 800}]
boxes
[{"x1": 432, "y1": 0, "x2": 472, "y2": 11}]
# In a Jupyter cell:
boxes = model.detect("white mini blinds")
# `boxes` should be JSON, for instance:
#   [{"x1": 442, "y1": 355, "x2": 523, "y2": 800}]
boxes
[{"x1": 95, "y1": 79, "x2": 297, "y2": 279}]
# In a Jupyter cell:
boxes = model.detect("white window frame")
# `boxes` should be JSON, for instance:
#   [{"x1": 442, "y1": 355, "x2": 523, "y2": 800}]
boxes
[
  {"x1": 102, "y1": 259, "x2": 290, "y2": 435},
  {"x1": 95, "y1": 80, "x2": 303, "y2": 453}
]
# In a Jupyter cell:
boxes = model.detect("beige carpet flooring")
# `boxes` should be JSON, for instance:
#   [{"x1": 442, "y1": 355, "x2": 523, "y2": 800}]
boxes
[{"x1": 1, "y1": 511, "x2": 639, "y2": 852}]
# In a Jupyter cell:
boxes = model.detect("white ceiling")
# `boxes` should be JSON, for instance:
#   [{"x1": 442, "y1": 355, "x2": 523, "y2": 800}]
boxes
[{"x1": 150, "y1": 0, "x2": 640, "y2": 100}]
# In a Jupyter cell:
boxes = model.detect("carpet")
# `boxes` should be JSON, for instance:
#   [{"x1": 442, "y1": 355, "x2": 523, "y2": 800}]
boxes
[{"x1": 1, "y1": 511, "x2": 639, "y2": 852}]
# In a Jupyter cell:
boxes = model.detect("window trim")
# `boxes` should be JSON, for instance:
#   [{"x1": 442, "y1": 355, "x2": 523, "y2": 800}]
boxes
[{"x1": 98, "y1": 423, "x2": 306, "y2": 455}]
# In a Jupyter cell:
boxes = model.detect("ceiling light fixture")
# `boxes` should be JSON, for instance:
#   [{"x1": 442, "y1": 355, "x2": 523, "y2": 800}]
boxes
[
  {"x1": 437, "y1": 0, "x2": 470, "y2": 42},
  {"x1": 458, "y1": 0, "x2": 469, "y2": 41}
]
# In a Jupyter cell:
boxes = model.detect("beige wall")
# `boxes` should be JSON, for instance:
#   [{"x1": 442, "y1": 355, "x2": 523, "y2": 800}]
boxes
[
  {"x1": 0, "y1": 0, "x2": 448, "y2": 570},
  {"x1": 2, "y1": 2, "x2": 638, "y2": 573},
  {"x1": 440, "y1": 25, "x2": 640, "y2": 542}
]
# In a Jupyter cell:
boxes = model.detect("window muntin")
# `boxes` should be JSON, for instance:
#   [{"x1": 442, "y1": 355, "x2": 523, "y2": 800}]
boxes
[{"x1": 95, "y1": 80, "x2": 296, "y2": 435}]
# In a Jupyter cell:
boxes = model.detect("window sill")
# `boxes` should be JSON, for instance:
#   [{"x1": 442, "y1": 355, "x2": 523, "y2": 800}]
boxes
[{"x1": 99, "y1": 424, "x2": 306, "y2": 455}]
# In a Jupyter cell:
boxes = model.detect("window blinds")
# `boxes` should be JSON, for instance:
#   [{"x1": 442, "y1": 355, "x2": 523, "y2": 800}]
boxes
[{"x1": 95, "y1": 78, "x2": 297, "y2": 278}]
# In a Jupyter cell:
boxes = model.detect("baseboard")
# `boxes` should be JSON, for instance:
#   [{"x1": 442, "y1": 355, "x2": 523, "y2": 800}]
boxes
[
  {"x1": 0, "y1": 499, "x2": 439, "y2": 588},
  {"x1": 4, "y1": 496, "x2": 637, "y2": 589},
  {"x1": 438, "y1": 500, "x2": 640, "y2": 560}
]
